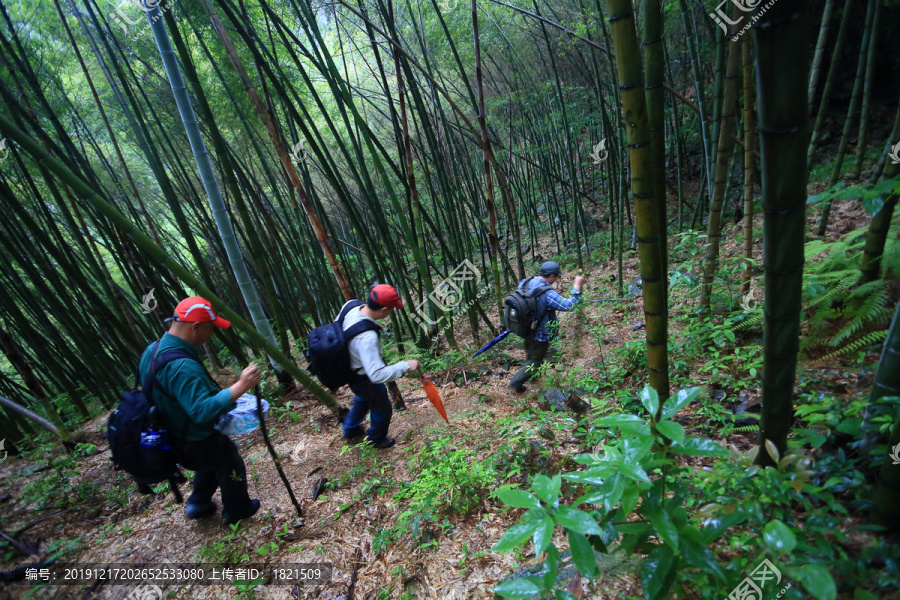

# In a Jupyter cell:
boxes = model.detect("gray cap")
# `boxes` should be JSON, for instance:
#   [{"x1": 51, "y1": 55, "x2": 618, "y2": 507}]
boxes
[{"x1": 539, "y1": 261, "x2": 561, "y2": 276}]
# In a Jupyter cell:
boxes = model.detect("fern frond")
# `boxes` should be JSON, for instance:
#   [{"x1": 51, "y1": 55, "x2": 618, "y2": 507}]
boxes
[
  {"x1": 818, "y1": 330, "x2": 888, "y2": 362},
  {"x1": 830, "y1": 285, "x2": 890, "y2": 347},
  {"x1": 733, "y1": 312, "x2": 764, "y2": 331},
  {"x1": 734, "y1": 424, "x2": 761, "y2": 433}
]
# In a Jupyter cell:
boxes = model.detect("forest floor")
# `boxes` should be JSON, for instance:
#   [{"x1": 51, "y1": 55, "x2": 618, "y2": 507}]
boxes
[{"x1": 0, "y1": 197, "x2": 892, "y2": 600}]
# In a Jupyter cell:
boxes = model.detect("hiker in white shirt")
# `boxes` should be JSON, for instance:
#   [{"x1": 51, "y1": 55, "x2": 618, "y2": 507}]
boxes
[{"x1": 340, "y1": 284, "x2": 419, "y2": 449}]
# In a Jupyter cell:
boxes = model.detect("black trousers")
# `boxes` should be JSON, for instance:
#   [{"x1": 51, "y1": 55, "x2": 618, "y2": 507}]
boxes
[
  {"x1": 175, "y1": 431, "x2": 253, "y2": 514},
  {"x1": 510, "y1": 339, "x2": 551, "y2": 389}
]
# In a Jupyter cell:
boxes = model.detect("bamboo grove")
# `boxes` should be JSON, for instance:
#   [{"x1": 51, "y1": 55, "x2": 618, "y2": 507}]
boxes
[{"x1": 0, "y1": 0, "x2": 899, "y2": 522}]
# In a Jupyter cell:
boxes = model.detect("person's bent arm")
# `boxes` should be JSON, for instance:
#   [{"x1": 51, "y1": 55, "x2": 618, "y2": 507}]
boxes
[
  {"x1": 352, "y1": 331, "x2": 409, "y2": 384},
  {"x1": 229, "y1": 364, "x2": 261, "y2": 402},
  {"x1": 164, "y1": 361, "x2": 234, "y2": 424},
  {"x1": 546, "y1": 288, "x2": 582, "y2": 312}
]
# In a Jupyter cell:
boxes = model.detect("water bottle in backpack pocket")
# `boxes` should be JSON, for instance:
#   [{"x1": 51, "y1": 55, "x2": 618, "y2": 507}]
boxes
[{"x1": 138, "y1": 407, "x2": 175, "y2": 474}]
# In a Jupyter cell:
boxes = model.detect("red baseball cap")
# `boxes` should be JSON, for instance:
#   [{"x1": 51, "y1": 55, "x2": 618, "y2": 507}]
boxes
[
  {"x1": 369, "y1": 284, "x2": 403, "y2": 309},
  {"x1": 170, "y1": 296, "x2": 231, "y2": 328}
]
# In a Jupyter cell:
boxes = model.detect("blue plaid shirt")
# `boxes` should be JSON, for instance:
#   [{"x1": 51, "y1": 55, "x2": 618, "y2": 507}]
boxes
[{"x1": 519, "y1": 277, "x2": 582, "y2": 341}]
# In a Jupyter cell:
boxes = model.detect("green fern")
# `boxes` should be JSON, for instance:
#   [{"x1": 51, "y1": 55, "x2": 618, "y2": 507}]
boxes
[
  {"x1": 816, "y1": 329, "x2": 888, "y2": 363},
  {"x1": 734, "y1": 424, "x2": 761, "y2": 433},
  {"x1": 798, "y1": 230, "x2": 892, "y2": 361},
  {"x1": 829, "y1": 282, "x2": 892, "y2": 347},
  {"x1": 733, "y1": 311, "x2": 763, "y2": 331},
  {"x1": 728, "y1": 412, "x2": 761, "y2": 434}
]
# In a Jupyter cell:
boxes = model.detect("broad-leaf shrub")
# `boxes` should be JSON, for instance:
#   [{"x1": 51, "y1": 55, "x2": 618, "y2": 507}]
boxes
[{"x1": 491, "y1": 386, "x2": 843, "y2": 600}]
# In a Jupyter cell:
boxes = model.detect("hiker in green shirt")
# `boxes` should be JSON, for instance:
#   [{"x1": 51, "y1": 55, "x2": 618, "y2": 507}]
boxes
[{"x1": 138, "y1": 296, "x2": 261, "y2": 525}]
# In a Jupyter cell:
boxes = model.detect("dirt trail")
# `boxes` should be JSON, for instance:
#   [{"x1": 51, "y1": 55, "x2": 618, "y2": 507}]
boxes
[{"x1": 0, "y1": 200, "x2": 878, "y2": 599}]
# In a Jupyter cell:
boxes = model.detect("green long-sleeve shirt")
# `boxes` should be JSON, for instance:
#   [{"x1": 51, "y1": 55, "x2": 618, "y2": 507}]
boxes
[{"x1": 137, "y1": 333, "x2": 233, "y2": 442}]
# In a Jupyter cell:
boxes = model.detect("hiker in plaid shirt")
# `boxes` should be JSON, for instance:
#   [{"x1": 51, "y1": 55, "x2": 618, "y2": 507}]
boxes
[{"x1": 509, "y1": 261, "x2": 585, "y2": 393}]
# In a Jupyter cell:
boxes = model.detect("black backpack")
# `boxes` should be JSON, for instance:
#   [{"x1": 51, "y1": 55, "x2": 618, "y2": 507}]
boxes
[
  {"x1": 306, "y1": 300, "x2": 381, "y2": 391},
  {"x1": 107, "y1": 341, "x2": 196, "y2": 502},
  {"x1": 504, "y1": 277, "x2": 553, "y2": 338}
]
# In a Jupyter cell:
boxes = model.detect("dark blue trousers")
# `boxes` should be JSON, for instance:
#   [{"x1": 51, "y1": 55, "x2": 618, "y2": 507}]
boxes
[{"x1": 343, "y1": 380, "x2": 392, "y2": 443}]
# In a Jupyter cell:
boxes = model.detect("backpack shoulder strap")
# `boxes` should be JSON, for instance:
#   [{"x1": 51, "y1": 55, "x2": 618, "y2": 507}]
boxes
[
  {"x1": 337, "y1": 300, "x2": 365, "y2": 325},
  {"x1": 338, "y1": 300, "x2": 380, "y2": 339},
  {"x1": 344, "y1": 319, "x2": 381, "y2": 341},
  {"x1": 532, "y1": 283, "x2": 553, "y2": 298},
  {"x1": 142, "y1": 347, "x2": 205, "y2": 403}
]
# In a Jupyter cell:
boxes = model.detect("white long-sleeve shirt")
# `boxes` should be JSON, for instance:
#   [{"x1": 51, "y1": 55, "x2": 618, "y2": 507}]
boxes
[{"x1": 339, "y1": 304, "x2": 409, "y2": 384}]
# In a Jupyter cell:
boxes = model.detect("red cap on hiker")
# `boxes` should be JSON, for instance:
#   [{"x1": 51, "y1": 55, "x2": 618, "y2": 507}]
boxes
[
  {"x1": 369, "y1": 284, "x2": 403, "y2": 309},
  {"x1": 171, "y1": 297, "x2": 231, "y2": 328}
]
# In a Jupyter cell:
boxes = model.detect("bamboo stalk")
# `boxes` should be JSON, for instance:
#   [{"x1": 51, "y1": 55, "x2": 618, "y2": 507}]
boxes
[
  {"x1": 0, "y1": 113, "x2": 340, "y2": 415},
  {"x1": 740, "y1": 34, "x2": 756, "y2": 293},
  {"x1": 701, "y1": 29, "x2": 742, "y2": 311},
  {"x1": 808, "y1": 0, "x2": 836, "y2": 118},
  {"x1": 607, "y1": 0, "x2": 669, "y2": 399},
  {"x1": 200, "y1": 0, "x2": 353, "y2": 302},
  {"x1": 754, "y1": 0, "x2": 809, "y2": 466},
  {"x1": 816, "y1": 0, "x2": 876, "y2": 234}
]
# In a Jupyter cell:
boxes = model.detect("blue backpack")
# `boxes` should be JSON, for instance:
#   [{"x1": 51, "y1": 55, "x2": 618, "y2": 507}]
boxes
[
  {"x1": 306, "y1": 300, "x2": 381, "y2": 391},
  {"x1": 107, "y1": 342, "x2": 197, "y2": 501}
]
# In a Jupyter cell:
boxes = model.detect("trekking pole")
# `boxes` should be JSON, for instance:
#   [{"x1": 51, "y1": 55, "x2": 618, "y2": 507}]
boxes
[{"x1": 254, "y1": 384, "x2": 303, "y2": 519}]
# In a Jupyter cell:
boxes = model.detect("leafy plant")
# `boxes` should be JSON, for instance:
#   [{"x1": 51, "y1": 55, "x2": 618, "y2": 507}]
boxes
[
  {"x1": 395, "y1": 438, "x2": 496, "y2": 514},
  {"x1": 491, "y1": 386, "x2": 839, "y2": 600}
]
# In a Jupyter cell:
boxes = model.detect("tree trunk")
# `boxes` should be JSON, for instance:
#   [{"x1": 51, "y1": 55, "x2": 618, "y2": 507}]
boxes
[
  {"x1": 473, "y1": 0, "x2": 504, "y2": 312},
  {"x1": 643, "y1": 0, "x2": 668, "y2": 300},
  {"x1": 146, "y1": 4, "x2": 285, "y2": 374},
  {"x1": 701, "y1": 25, "x2": 742, "y2": 310},
  {"x1": 740, "y1": 34, "x2": 756, "y2": 293},
  {"x1": 807, "y1": 0, "x2": 853, "y2": 170},
  {"x1": 807, "y1": 0, "x2": 835, "y2": 118},
  {"x1": 199, "y1": 0, "x2": 353, "y2": 303},
  {"x1": 607, "y1": 0, "x2": 669, "y2": 400},
  {"x1": 852, "y1": 0, "x2": 882, "y2": 179},
  {"x1": 859, "y1": 100, "x2": 900, "y2": 284},
  {"x1": 753, "y1": 0, "x2": 809, "y2": 466},
  {"x1": 816, "y1": 0, "x2": 875, "y2": 235},
  {"x1": 871, "y1": 301, "x2": 900, "y2": 532}
]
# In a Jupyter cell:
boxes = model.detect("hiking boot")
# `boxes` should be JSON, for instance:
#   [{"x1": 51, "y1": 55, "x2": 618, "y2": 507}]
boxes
[
  {"x1": 185, "y1": 501, "x2": 217, "y2": 520},
  {"x1": 373, "y1": 437, "x2": 396, "y2": 450},
  {"x1": 222, "y1": 499, "x2": 260, "y2": 526},
  {"x1": 342, "y1": 425, "x2": 365, "y2": 440}
]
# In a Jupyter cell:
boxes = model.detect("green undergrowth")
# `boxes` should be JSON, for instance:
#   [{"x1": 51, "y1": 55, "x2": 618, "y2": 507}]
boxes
[{"x1": 491, "y1": 385, "x2": 900, "y2": 600}]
